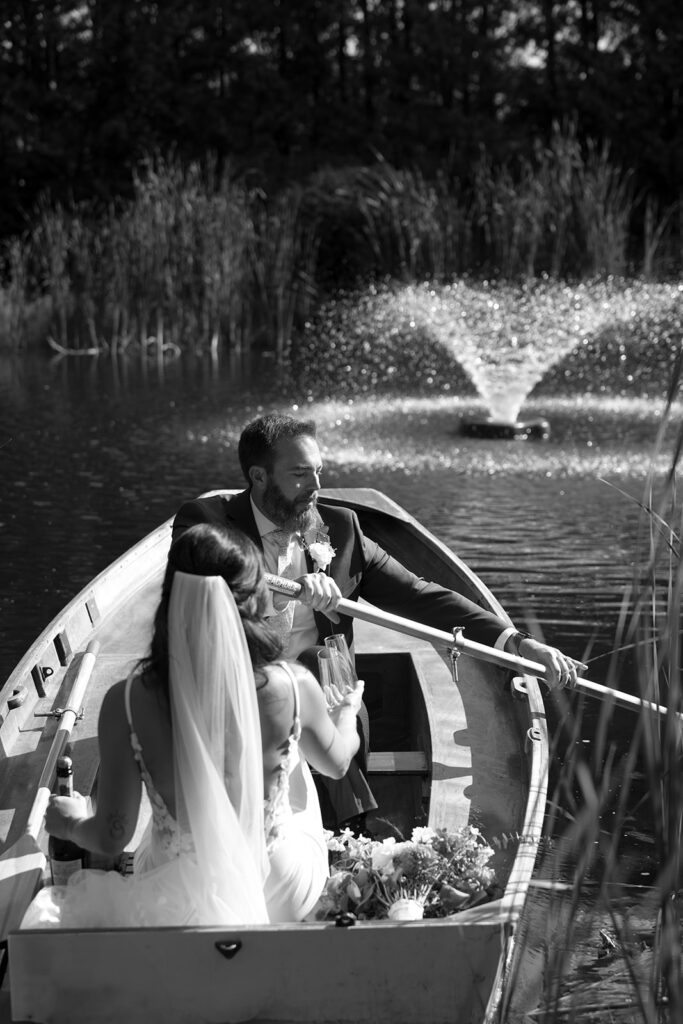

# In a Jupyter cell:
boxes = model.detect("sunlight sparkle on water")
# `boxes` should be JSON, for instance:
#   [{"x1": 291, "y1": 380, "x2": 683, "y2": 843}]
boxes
[{"x1": 303, "y1": 395, "x2": 683, "y2": 478}]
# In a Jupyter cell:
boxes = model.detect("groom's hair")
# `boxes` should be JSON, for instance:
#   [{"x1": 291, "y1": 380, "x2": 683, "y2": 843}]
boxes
[{"x1": 238, "y1": 413, "x2": 317, "y2": 483}]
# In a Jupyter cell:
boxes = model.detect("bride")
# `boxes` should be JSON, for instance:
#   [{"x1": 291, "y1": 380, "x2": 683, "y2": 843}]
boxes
[{"x1": 22, "y1": 523, "x2": 363, "y2": 928}]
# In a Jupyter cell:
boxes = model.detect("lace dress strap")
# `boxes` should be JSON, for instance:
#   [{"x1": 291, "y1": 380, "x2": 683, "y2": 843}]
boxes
[
  {"x1": 263, "y1": 662, "x2": 301, "y2": 851},
  {"x1": 124, "y1": 674, "x2": 193, "y2": 859}
]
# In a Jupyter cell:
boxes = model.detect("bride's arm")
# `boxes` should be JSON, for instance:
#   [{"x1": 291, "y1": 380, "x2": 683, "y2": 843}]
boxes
[
  {"x1": 45, "y1": 680, "x2": 142, "y2": 857},
  {"x1": 295, "y1": 666, "x2": 361, "y2": 779}
]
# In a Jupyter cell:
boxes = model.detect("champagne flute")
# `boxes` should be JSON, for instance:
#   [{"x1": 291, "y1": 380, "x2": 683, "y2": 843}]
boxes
[
  {"x1": 318, "y1": 648, "x2": 342, "y2": 710},
  {"x1": 323, "y1": 634, "x2": 357, "y2": 696}
]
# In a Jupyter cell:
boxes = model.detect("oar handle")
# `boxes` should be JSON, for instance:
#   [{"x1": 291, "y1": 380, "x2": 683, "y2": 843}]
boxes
[
  {"x1": 265, "y1": 573, "x2": 678, "y2": 720},
  {"x1": 25, "y1": 640, "x2": 100, "y2": 840},
  {"x1": 265, "y1": 572, "x2": 543, "y2": 670}
]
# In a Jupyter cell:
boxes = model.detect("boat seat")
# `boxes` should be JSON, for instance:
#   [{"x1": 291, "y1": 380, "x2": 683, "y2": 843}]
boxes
[
  {"x1": 310, "y1": 750, "x2": 429, "y2": 778},
  {"x1": 366, "y1": 751, "x2": 429, "y2": 775}
]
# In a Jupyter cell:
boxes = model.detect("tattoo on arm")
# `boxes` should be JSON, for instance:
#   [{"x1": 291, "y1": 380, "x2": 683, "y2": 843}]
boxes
[{"x1": 107, "y1": 810, "x2": 129, "y2": 841}]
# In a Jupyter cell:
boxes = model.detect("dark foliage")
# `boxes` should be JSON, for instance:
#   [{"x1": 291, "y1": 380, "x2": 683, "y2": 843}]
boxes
[{"x1": 1, "y1": 1, "x2": 682, "y2": 241}]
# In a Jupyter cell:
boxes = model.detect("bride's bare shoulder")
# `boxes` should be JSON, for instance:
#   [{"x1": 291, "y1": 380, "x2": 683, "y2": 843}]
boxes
[
  {"x1": 257, "y1": 661, "x2": 287, "y2": 693},
  {"x1": 256, "y1": 661, "x2": 307, "y2": 707},
  {"x1": 100, "y1": 677, "x2": 129, "y2": 713}
]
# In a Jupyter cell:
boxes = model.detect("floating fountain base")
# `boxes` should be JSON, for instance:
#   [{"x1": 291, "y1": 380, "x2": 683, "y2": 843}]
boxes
[{"x1": 461, "y1": 417, "x2": 551, "y2": 441}]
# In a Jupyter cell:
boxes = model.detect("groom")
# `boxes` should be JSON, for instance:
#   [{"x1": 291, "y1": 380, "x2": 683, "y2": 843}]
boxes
[{"x1": 172, "y1": 412, "x2": 580, "y2": 827}]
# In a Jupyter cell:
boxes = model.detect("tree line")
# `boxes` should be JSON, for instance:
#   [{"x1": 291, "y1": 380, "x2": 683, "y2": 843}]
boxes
[{"x1": 2, "y1": 0, "x2": 682, "y2": 247}]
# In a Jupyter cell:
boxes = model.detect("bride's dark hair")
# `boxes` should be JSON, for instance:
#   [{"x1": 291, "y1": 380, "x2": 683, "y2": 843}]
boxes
[{"x1": 141, "y1": 523, "x2": 283, "y2": 693}]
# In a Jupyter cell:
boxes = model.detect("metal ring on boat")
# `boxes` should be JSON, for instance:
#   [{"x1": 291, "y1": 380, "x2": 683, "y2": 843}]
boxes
[
  {"x1": 510, "y1": 676, "x2": 528, "y2": 699},
  {"x1": 215, "y1": 941, "x2": 242, "y2": 960},
  {"x1": 7, "y1": 686, "x2": 27, "y2": 710},
  {"x1": 335, "y1": 912, "x2": 357, "y2": 928}
]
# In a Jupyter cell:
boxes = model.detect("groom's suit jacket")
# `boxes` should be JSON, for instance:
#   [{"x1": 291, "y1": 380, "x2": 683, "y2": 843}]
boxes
[{"x1": 172, "y1": 489, "x2": 509, "y2": 649}]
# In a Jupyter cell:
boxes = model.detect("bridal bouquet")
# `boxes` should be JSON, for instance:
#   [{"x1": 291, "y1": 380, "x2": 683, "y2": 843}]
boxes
[{"x1": 315, "y1": 825, "x2": 499, "y2": 921}]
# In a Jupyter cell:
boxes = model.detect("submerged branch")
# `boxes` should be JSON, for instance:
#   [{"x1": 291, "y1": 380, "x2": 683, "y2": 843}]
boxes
[{"x1": 46, "y1": 335, "x2": 105, "y2": 357}]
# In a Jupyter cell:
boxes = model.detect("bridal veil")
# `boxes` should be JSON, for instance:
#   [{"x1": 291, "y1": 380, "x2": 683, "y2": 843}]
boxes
[{"x1": 167, "y1": 570, "x2": 270, "y2": 924}]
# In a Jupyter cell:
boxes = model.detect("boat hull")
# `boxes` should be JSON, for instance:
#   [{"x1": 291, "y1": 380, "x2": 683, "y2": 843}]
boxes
[
  {"x1": 0, "y1": 489, "x2": 549, "y2": 1024},
  {"x1": 11, "y1": 916, "x2": 506, "y2": 1024}
]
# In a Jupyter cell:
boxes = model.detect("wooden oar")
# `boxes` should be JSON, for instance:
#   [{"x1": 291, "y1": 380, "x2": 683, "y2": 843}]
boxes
[
  {"x1": 0, "y1": 639, "x2": 99, "y2": 941},
  {"x1": 265, "y1": 573, "x2": 678, "y2": 721}
]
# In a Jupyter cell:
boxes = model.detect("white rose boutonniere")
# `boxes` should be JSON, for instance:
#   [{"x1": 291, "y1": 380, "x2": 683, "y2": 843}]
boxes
[
  {"x1": 307, "y1": 539, "x2": 335, "y2": 572},
  {"x1": 301, "y1": 513, "x2": 336, "y2": 573}
]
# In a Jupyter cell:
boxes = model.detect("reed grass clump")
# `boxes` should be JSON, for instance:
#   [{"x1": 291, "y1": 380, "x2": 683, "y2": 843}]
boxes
[
  {"x1": 470, "y1": 122, "x2": 638, "y2": 279},
  {"x1": 298, "y1": 163, "x2": 471, "y2": 289},
  {"x1": 523, "y1": 369, "x2": 683, "y2": 1022},
  {"x1": 302, "y1": 122, "x2": 678, "y2": 288},
  {"x1": 0, "y1": 157, "x2": 318, "y2": 356},
  {"x1": 249, "y1": 185, "x2": 320, "y2": 361},
  {"x1": 0, "y1": 123, "x2": 679, "y2": 354}
]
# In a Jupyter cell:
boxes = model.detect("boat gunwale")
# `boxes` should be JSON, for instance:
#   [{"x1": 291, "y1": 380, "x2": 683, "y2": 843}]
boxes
[{"x1": 0, "y1": 521, "x2": 172, "y2": 710}]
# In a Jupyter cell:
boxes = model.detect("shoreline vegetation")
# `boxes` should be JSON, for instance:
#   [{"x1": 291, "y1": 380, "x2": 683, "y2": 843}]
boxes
[
  {"x1": 0, "y1": 124, "x2": 681, "y2": 382},
  {"x1": 512, "y1": 384, "x2": 683, "y2": 1024}
]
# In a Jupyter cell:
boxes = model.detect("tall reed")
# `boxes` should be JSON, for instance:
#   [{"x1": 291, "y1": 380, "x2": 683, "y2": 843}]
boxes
[
  {"x1": 303, "y1": 161, "x2": 474, "y2": 285},
  {"x1": 471, "y1": 119, "x2": 645, "y2": 279},
  {"x1": 471, "y1": 149, "x2": 550, "y2": 278},
  {"x1": 0, "y1": 240, "x2": 31, "y2": 348},
  {"x1": 349, "y1": 161, "x2": 468, "y2": 281},
  {"x1": 642, "y1": 197, "x2": 678, "y2": 281},
  {"x1": 517, "y1": 367, "x2": 683, "y2": 1022},
  {"x1": 303, "y1": 123, "x2": 678, "y2": 287},
  {"x1": 574, "y1": 139, "x2": 636, "y2": 278},
  {"x1": 248, "y1": 185, "x2": 320, "y2": 361},
  {"x1": 0, "y1": 156, "x2": 318, "y2": 356},
  {"x1": 116, "y1": 157, "x2": 255, "y2": 353}
]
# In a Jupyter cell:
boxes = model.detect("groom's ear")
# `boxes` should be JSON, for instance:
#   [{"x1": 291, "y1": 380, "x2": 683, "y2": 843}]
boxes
[{"x1": 249, "y1": 465, "x2": 266, "y2": 487}]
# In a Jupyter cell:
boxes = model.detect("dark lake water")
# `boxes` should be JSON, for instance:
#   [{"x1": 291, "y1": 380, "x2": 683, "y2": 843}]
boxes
[{"x1": 1, "y1": 347, "x2": 680, "y2": 1021}]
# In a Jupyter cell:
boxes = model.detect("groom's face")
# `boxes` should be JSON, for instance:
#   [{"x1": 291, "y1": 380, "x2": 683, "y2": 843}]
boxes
[{"x1": 259, "y1": 435, "x2": 323, "y2": 531}]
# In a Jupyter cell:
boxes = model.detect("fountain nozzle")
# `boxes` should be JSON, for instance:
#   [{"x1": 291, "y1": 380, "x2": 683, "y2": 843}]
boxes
[{"x1": 461, "y1": 417, "x2": 550, "y2": 441}]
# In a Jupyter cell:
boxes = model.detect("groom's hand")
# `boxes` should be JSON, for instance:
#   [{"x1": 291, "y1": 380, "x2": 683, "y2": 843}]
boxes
[
  {"x1": 296, "y1": 573, "x2": 342, "y2": 623},
  {"x1": 513, "y1": 637, "x2": 586, "y2": 691}
]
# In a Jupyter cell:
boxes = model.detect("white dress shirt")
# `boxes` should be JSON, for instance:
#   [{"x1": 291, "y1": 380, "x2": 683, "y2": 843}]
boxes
[{"x1": 250, "y1": 498, "x2": 320, "y2": 659}]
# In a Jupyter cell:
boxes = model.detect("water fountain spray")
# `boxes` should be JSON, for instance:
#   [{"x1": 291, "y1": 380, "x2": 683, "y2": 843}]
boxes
[{"x1": 383, "y1": 282, "x2": 638, "y2": 440}]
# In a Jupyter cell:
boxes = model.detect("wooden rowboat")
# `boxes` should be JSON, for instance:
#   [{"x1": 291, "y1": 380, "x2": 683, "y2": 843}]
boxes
[{"x1": 0, "y1": 488, "x2": 549, "y2": 1024}]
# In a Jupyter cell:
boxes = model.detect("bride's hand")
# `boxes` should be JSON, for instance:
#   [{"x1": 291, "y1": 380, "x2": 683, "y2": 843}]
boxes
[
  {"x1": 327, "y1": 679, "x2": 364, "y2": 717},
  {"x1": 45, "y1": 791, "x2": 88, "y2": 840}
]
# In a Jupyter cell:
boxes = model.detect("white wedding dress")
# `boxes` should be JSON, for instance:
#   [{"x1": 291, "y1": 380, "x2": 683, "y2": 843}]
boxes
[
  {"x1": 262, "y1": 662, "x2": 328, "y2": 922},
  {"x1": 21, "y1": 573, "x2": 328, "y2": 930}
]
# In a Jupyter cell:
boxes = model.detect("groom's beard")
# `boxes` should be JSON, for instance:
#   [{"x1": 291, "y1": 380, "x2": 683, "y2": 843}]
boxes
[{"x1": 262, "y1": 478, "x2": 317, "y2": 534}]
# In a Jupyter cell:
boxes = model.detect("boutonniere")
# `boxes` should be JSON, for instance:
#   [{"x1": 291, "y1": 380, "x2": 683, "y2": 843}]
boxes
[{"x1": 299, "y1": 514, "x2": 336, "y2": 572}]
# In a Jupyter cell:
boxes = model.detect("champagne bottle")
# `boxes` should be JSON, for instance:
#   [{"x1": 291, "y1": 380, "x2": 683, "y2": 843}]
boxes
[{"x1": 48, "y1": 755, "x2": 86, "y2": 884}]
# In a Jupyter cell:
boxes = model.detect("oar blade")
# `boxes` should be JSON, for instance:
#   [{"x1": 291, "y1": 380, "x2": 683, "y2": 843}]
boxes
[{"x1": 0, "y1": 834, "x2": 46, "y2": 942}]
